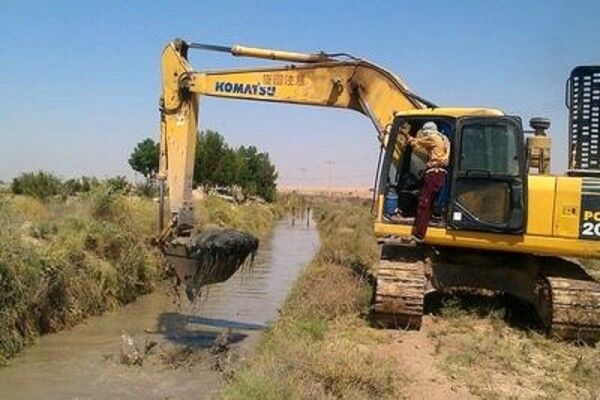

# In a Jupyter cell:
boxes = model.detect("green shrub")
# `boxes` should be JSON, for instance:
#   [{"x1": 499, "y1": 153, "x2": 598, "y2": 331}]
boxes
[
  {"x1": 80, "y1": 176, "x2": 99, "y2": 192},
  {"x1": 63, "y1": 178, "x2": 82, "y2": 195},
  {"x1": 11, "y1": 171, "x2": 63, "y2": 201},
  {"x1": 105, "y1": 176, "x2": 130, "y2": 193},
  {"x1": 60, "y1": 176, "x2": 101, "y2": 195},
  {"x1": 86, "y1": 184, "x2": 124, "y2": 220},
  {"x1": 133, "y1": 180, "x2": 158, "y2": 197}
]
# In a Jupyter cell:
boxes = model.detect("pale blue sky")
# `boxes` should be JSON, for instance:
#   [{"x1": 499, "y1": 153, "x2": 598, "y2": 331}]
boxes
[{"x1": 1, "y1": 1, "x2": 599, "y2": 187}]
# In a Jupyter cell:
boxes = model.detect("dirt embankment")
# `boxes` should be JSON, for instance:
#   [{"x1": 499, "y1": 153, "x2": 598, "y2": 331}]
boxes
[
  {"x1": 0, "y1": 190, "x2": 162, "y2": 363},
  {"x1": 222, "y1": 198, "x2": 600, "y2": 400},
  {"x1": 0, "y1": 191, "x2": 280, "y2": 364}
]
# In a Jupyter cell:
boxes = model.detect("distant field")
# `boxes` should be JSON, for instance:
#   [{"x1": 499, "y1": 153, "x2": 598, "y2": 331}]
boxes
[{"x1": 278, "y1": 186, "x2": 373, "y2": 199}]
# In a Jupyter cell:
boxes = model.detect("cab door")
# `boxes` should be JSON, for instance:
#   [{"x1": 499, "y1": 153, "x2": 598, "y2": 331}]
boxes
[{"x1": 448, "y1": 116, "x2": 526, "y2": 233}]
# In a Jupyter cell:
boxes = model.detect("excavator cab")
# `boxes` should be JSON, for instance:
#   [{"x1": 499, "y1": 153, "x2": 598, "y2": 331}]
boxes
[
  {"x1": 450, "y1": 116, "x2": 526, "y2": 233},
  {"x1": 380, "y1": 113, "x2": 527, "y2": 235}
]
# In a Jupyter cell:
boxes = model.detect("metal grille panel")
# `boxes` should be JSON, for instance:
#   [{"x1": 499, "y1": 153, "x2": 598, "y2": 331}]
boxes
[{"x1": 568, "y1": 66, "x2": 600, "y2": 171}]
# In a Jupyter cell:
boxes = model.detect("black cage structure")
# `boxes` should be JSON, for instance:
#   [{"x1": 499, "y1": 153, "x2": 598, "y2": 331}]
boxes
[{"x1": 567, "y1": 66, "x2": 600, "y2": 173}]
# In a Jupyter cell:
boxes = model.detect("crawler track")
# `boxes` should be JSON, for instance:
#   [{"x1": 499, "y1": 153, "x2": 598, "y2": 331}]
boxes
[
  {"x1": 372, "y1": 257, "x2": 425, "y2": 329},
  {"x1": 371, "y1": 244, "x2": 600, "y2": 342},
  {"x1": 542, "y1": 276, "x2": 600, "y2": 342}
]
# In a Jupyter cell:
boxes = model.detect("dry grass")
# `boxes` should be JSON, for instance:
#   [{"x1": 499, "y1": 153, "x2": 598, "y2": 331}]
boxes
[
  {"x1": 426, "y1": 258, "x2": 600, "y2": 399},
  {"x1": 195, "y1": 196, "x2": 282, "y2": 238},
  {"x1": 0, "y1": 189, "x2": 163, "y2": 363},
  {"x1": 223, "y1": 199, "x2": 405, "y2": 400},
  {"x1": 582, "y1": 258, "x2": 600, "y2": 281},
  {"x1": 224, "y1": 197, "x2": 600, "y2": 399},
  {"x1": 428, "y1": 293, "x2": 600, "y2": 399},
  {"x1": 0, "y1": 192, "x2": 279, "y2": 364},
  {"x1": 286, "y1": 262, "x2": 369, "y2": 319}
]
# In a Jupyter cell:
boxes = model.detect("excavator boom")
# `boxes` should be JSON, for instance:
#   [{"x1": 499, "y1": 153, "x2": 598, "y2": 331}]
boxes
[
  {"x1": 159, "y1": 38, "x2": 432, "y2": 234},
  {"x1": 157, "y1": 38, "x2": 435, "y2": 300}
]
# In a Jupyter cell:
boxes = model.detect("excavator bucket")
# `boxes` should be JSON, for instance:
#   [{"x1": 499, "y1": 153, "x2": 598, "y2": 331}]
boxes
[{"x1": 164, "y1": 229, "x2": 259, "y2": 301}]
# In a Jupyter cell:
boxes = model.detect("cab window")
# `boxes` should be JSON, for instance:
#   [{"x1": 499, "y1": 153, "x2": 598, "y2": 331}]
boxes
[{"x1": 459, "y1": 123, "x2": 519, "y2": 176}]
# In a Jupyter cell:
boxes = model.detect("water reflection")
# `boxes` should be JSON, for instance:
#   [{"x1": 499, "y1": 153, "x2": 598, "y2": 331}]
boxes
[{"x1": 156, "y1": 313, "x2": 264, "y2": 347}]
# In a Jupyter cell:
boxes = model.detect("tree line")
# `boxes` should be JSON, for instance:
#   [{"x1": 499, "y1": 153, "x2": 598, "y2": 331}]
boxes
[
  {"x1": 9, "y1": 172, "x2": 131, "y2": 201},
  {"x1": 129, "y1": 130, "x2": 278, "y2": 202},
  {"x1": 5, "y1": 130, "x2": 277, "y2": 203}
]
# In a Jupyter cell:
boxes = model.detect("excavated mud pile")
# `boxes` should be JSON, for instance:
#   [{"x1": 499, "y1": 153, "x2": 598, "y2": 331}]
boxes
[{"x1": 185, "y1": 229, "x2": 259, "y2": 301}]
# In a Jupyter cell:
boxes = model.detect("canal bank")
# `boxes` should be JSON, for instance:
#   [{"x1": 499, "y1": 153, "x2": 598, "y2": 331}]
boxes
[{"x1": 0, "y1": 217, "x2": 318, "y2": 399}]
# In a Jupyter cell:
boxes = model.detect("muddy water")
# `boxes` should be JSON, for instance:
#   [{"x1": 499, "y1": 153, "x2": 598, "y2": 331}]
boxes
[{"x1": 0, "y1": 218, "x2": 319, "y2": 400}]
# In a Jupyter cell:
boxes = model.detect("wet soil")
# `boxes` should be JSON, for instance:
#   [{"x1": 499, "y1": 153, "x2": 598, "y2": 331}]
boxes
[{"x1": 0, "y1": 218, "x2": 319, "y2": 400}]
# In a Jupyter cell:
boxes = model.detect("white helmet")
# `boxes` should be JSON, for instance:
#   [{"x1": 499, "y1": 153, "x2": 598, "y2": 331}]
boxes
[{"x1": 422, "y1": 121, "x2": 438, "y2": 135}]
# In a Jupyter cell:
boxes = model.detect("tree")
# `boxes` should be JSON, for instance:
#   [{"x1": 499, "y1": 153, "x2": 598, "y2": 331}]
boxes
[
  {"x1": 195, "y1": 133, "x2": 278, "y2": 201},
  {"x1": 194, "y1": 130, "x2": 240, "y2": 189},
  {"x1": 130, "y1": 130, "x2": 278, "y2": 202},
  {"x1": 237, "y1": 146, "x2": 278, "y2": 202},
  {"x1": 128, "y1": 138, "x2": 159, "y2": 179}
]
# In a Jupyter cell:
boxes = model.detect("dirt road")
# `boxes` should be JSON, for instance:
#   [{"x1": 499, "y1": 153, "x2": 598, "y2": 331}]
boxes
[{"x1": 386, "y1": 318, "x2": 474, "y2": 400}]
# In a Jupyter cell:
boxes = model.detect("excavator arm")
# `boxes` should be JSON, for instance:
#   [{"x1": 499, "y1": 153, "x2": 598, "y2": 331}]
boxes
[{"x1": 159, "y1": 38, "x2": 433, "y2": 239}]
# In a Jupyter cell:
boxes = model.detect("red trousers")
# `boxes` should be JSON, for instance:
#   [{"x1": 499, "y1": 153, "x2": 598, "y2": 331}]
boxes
[{"x1": 413, "y1": 170, "x2": 447, "y2": 239}]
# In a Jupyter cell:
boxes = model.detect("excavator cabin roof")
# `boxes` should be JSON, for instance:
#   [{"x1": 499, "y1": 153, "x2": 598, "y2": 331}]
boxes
[{"x1": 395, "y1": 107, "x2": 504, "y2": 118}]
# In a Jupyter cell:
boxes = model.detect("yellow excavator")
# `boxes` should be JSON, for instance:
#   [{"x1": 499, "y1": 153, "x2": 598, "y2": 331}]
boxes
[{"x1": 156, "y1": 38, "x2": 600, "y2": 341}]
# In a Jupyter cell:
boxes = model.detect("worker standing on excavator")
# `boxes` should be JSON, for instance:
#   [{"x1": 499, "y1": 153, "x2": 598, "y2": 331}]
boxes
[{"x1": 406, "y1": 121, "x2": 450, "y2": 242}]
